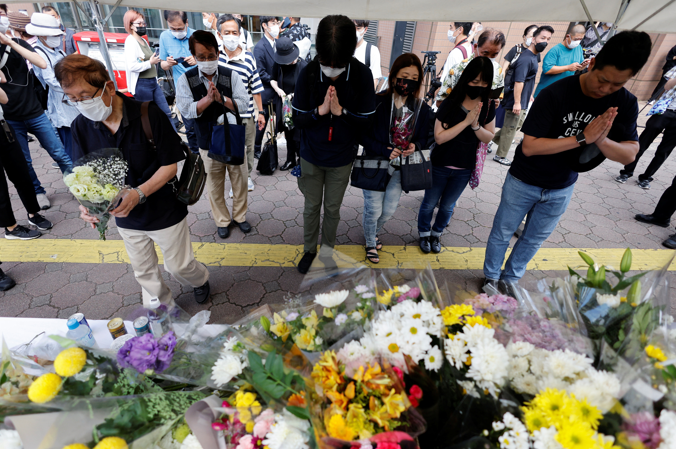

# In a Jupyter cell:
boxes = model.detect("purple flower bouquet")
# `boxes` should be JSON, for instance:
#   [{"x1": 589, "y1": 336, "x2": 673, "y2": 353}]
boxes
[{"x1": 117, "y1": 332, "x2": 177, "y2": 374}]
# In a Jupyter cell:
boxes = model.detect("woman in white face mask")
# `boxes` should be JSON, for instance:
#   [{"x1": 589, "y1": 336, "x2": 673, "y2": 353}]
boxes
[
  {"x1": 122, "y1": 10, "x2": 176, "y2": 132},
  {"x1": 27, "y1": 13, "x2": 80, "y2": 160}
]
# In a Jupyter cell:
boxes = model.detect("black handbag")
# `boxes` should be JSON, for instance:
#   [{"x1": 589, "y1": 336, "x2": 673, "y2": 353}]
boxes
[
  {"x1": 400, "y1": 147, "x2": 433, "y2": 193},
  {"x1": 257, "y1": 103, "x2": 278, "y2": 175},
  {"x1": 350, "y1": 155, "x2": 391, "y2": 192},
  {"x1": 209, "y1": 100, "x2": 246, "y2": 166}
]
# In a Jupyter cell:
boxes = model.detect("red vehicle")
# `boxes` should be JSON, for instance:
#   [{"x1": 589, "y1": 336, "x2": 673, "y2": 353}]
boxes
[{"x1": 73, "y1": 31, "x2": 131, "y2": 94}]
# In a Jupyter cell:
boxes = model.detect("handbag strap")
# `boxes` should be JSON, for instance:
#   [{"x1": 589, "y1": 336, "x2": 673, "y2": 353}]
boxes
[{"x1": 141, "y1": 101, "x2": 156, "y2": 150}]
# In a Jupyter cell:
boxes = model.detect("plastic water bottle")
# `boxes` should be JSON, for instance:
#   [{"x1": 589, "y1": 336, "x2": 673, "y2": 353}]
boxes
[
  {"x1": 66, "y1": 318, "x2": 96, "y2": 348},
  {"x1": 147, "y1": 297, "x2": 167, "y2": 338}
]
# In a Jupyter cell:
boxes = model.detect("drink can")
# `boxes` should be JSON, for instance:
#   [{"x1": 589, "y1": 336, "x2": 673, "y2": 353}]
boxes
[
  {"x1": 69, "y1": 312, "x2": 90, "y2": 331},
  {"x1": 107, "y1": 317, "x2": 127, "y2": 340},
  {"x1": 133, "y1": 316, "x2": 150, "y2": 336}
]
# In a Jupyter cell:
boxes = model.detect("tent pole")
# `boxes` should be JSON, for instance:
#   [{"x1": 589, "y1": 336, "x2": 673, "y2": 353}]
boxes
[
  {"x1": 631, "y1": 0, "x2": 676, "y2": 31},
  {"x1": 89, "y1": 0, "x2": 118, "y2": 90},
  {"x1": 579, "y1": 0, "x2": 601, "y2": 41},
  {"x1": 102, "y1": 0, "x2": 123, "y2": 23}
]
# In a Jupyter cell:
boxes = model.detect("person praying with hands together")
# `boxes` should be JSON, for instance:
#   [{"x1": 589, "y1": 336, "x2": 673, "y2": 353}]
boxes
[
  {"x1": 418, "y1": 56, "x2": 496, "y2": 254},
  {"x1": 483, "y1": 32, "x2": 652, "y2": 296}
]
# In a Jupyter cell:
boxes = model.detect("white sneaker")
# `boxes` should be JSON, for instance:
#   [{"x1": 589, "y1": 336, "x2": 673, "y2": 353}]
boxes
[
  {"x1": 36, "y1": 193, "x2": 50, "y2": 210},
  {"x1": 247, "y1": 177, "x2": 254, "y2": 191},
  {"x1": 229, "y1": 188, "x2": 234, "y2": 198}
]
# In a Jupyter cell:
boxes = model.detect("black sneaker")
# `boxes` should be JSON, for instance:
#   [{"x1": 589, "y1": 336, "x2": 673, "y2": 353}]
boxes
[
  {"x1": 430, "y1": 236, "x2": 441, "y2": 253},
  {"x1": 663, "y1": 234, "x2": 676, "y2": 249},
  {"x1": 28, "y1": 213, "x2": 52, "y2": 230},
  {"x1": 483, "y1": 278, "x2": 499, "y2": 294},
  {"x1": 615, "y1": 174, "x2": 630, "y2": 184},
  {"x1": 637, "y1": 179, "x2": 651, "y2": 190},
  {"x1": 499, "y1": 280, "x2": 519, "y2": 298},
  {"x1": 194, "y1": 280, "x2": 211, "y2": 304},
  {"x1": 297, "y1": 251, "x2": 317, "y2": 274},
  {"x1": 635, "y1": 214, "x2": 670, "y2": 227},
  {"x1": 0, "y1": 268, "x2": 15, "y2": 291},
  {"x1": 419, "y1": 237, "x2": 431, "y2": 254},
  {"x1": 5, "y1": 225, "x2": 41, "y2": 240}
]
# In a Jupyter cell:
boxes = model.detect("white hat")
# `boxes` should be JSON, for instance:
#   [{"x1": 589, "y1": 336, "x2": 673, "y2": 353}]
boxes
[{"x1": 26, "y1": 13, "x2": 64, "y2": 37}]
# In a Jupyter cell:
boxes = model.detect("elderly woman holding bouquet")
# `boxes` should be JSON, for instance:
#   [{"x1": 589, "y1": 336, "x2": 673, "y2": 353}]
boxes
[
  {"x1": 418, "y1": 56, "x2": 496, "y2": 254},
  {"x1": 360, "y1": 53, "x2": 430, "y2": 263}
]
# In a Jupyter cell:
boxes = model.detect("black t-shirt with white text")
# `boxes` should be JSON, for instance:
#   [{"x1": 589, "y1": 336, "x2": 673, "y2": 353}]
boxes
[
  {"x1": 1, "y1": 39, "x2": 44, "y2": 121},
  {"x1": 509, "y1": 75, "x2": 639, "y2": 190},
  {"x1": 503, "y1": 48, "x2": 539, "y2": 109}
]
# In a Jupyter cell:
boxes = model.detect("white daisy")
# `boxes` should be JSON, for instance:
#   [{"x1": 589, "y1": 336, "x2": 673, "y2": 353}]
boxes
[{"x1": 425, "y1": 345, "x2": 443, "y2": 371}]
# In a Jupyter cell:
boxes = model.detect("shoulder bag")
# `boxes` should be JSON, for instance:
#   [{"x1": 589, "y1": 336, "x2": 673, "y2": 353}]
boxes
[
  {"x1": 141, "y1": 101, "x2": 206, "y2": 206},
  {"x1": 400, "y1": 147, "x2": 433, "y2": 193},
  {"x1": 209, "y1": 97, "x2": 246, "y2": 166}
]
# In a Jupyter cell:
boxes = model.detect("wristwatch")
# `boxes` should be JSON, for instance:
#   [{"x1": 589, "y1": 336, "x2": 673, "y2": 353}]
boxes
[
  {"x1": 576, "y1": 133, "x2": 587, "y2": 146},
  {"x1": 134, "y1": 187, "x2": 147, "y2": 204},
  {"x1": 258, "y1": 111, "x2": 265, "y2": 116}
]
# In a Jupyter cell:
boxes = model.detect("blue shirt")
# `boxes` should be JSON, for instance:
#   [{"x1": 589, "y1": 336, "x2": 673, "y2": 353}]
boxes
[
  {"x1": 534, "y1": 43, "x2": 584, "y2": 97},
  {"x1": 159, "y1": 28, "x2": 194, "y2": 81}
]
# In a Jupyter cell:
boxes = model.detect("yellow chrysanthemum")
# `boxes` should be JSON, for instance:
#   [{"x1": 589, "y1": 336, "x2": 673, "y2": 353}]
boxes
[
  {"x1": 465, "y1": 316, "x2": 491, "y2": 328},
  {"x1": 523, "y1": 408, "x2": 549, "y2": 432},
  {"x1": 571, "y1": 397, "x2": 603, "y2": 429},
  {"x1": 555, "y1": 422, "x2": 596, "y2": 449},
  {"x1": 441, "y1": 304, "x2": 476, "y2": 326},
  {"x1": 28, "y1": 373, "x2": 62, "y2": 403},
  {"x1": 93, "y1": 437, "x2": 128, "y2": 449},
  {"x1": 54, "y1": 347, "x2": 87, "y2": 377},
  {"x1": 328, "y1": 414, "x2": 355, "y2": 440},
  {"x1": 63, "y1": 445, "x2": 89, "y2": 449},
  {"x1": 646, "y1": 345, "x2": 668, "y2": 362},
  {"x1": 238, "y1": 408, "x2": 253, "y2": 424},
  {"x1": 235, "y1": 391, "x2": 257, "y2": 407},
  {"x1": 531, "y1": 388, "x2": 568, "y2": 419},
  {"x1": 246, "y1": 421, "x2": 254, "y2": 433}
]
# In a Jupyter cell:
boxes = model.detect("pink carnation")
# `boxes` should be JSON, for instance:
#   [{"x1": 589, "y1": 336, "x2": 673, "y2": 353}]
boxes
[
  {"x1": 253, "y1": 408, "x2": 275, "y2": 438},
  {"x1": 236, "y1": 435, "x2": 254, "y2": 449}
]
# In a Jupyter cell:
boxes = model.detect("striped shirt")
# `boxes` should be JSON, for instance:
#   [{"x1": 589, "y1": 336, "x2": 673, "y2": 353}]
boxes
[{"x1": 218, "y1": 49, "x2": 263, "y2": 118}]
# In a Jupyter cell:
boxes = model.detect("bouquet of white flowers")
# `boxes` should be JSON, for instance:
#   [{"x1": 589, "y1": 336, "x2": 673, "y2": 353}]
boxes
[{"x1": 63, "y1": 148, "x2": 129, "y2": 240}]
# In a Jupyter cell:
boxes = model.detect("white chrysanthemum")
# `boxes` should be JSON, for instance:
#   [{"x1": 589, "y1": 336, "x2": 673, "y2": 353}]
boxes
[
  {"x1": 263, "y1": 410, "x2": 310, "y2": 449},
  {"x1": 222, "y1": 336, "x2": 239, "y2": 353},
  {"x1": 354, "y1": 285, "x2": 370, "y2": 294},
  {"x1": 334, "y1": 313, "x2": 348, "y2": 326},
  {"x1": 457, "y1": 323, "x2": 495, "y2": 347},
  {"x1": 466, "y1": 338, "x2": 510, "y2": 393},
  {"x1": 509, "y1": 356, "x2": 530, "y2": 379},
  {"x1": 180, "y1": 434, "x2": 204, "y2": 449},
  {"x1": 425, "y1": 345, "x2": 443, "y2": 371},
  {"x1": 337, "y1": 340, "x2": 367, "y2": 363},
  {"x1": 507, "y1": 341, "x2": 535, "y2": 358},
  {"x1": 539, "y1": 375, "x2": 570, "y2": 392},
  {"x1": 362, "y1": 292, "x2": 375, "y2": 299},
  {"x1": 0, "y1": 430, "x2": 23, "y2": 449},
  {"x1": 544, "y1": 349, "x2": 590, "y2": 380},
  {"x1": 569, "y1": 369, "x2": 621, "y2": 413},
  {"x1": 596, "y1": 293, "x2": 621, "y2": 308},
  {"x1": 211, "y1": 354, "x2": 244, "y2": 387},
  {"x1": 529, "y1": 350, "x2": 548, "y2": 376},
  {"x1": 445, "y1": 337, "x2": 469, "y2": 369},
  {"x1": 314, "y1": 290, "x2": 349, "y2": 308},
  {"x1": 659, "y1": 410, "x2": 676, "y2": 449},
  {"x1": 532, "y1": 426, "x2": 562, "y2": 449},
  {"x1": 351, "y1": 311, "x2": 362, "y2": 321},
  {"x1": 397, "y1": 284, "x2": 412, "y2": 294},
  {"x1": 458, "y1": 380, "x2": 480, "y2": 398},
  {"x1": 512, "y1": 373, "x2": 539, "y2": 395}
]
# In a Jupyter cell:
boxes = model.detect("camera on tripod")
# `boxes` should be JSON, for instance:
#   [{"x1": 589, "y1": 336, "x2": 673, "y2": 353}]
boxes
[{"x1": 421, "y1": 50, "x2": 441, "y2": 65}]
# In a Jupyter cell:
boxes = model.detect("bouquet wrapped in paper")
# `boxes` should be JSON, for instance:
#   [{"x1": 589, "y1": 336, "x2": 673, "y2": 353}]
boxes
[
  {"x1": 283, "y1": 94, "x2": 294, "y2": 129},
  {"x1": 63, "y1": 148, "x2": 129, "y2": 240},
  {"x1": 389, "y1": 97, "x2": 424, "y2": 151}
]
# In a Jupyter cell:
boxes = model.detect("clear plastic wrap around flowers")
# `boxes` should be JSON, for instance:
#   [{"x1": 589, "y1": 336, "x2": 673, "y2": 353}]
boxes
[{"x1": 63, "y1": 148, "x2": 130, "y2": 240}]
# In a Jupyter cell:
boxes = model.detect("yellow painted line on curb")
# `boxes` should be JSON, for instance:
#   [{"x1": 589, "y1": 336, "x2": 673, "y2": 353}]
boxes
[{"x1": 0, "y1": 239, "x2": 675, "y2": 271}]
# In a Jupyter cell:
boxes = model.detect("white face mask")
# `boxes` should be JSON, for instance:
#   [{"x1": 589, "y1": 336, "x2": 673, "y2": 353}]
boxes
[
  {"x1": 356, "y1": 29, "x2": 364, "y2": 42},
  {"x1": 203, "y1": 17, "x2": 212, "y2": 29},
  {"x1": 568, "y1": 38, "x2": 581, "y2": 49},
  {"x1": 77, "y1": 88, "x2": 113, "y2": 122},
  {"x1": 44, "y1": 35, "x2": 62, "y2": 48},
  {"x1": 447, "y1": 29, "x2": 456, "y2": 43},
  {"x1": 267, "y1": 24, "x2": 280, "y2": 38},
  {"x1": 525, "y1": 37, "x2": 533, "y2": 47},
  {"x1": 171, "y1": 29, "x2": 187, "y2": 40},
  {"x1": 55, "y1": 18, "x2": 62, "y2": 26},
  {"x1": 0, "y1": 16, "x2": 9, "y2": 34},
  {"x1": 320, "y1": 64, "x2": 346, "y2": 78},
  {"x1": 222, "y1": 35, "x2": 239, "y2": 52},
  {"x1": 197, "y1": 59, "x2": 218, "y2": 75}
]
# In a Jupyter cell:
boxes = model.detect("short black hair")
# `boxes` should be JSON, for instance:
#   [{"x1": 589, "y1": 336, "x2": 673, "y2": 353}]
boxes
[
  {"x1": 315, "y1": 15, "x2": 356, "y2": 68},
  {"x1": 534, "y1": 25, "x2": 554, "y2": 38},
  {"x1": 164, "y1": 10, "x2": 187, "y2": 24},
  {"x1": 354, "y1": 19, "x2": 370, "y2": 28},
  {"x1": 189, "y1": 29, "x2": 218, "y2": 55},
  {"x1": 217, "y1": 14, "x2": 239, "y2": 32},
  {"x1": 523, "y1": 24, "x2": 538, "y2": 37},
  {"x1": 454, "y1": 22, "x2": 473, "y2": 36},
  {"x1": 260, "y1": 16, "x2": 277, "y2": 27},
  {"x1": 41, "y1": 5, "x2": 58, "y2": 15},
  {"x1": 0, "y1": 4, "x2": 7, "y2": 13},
  {"x1": 593, "y1": 31, "x2": 652, "y2": 76}
]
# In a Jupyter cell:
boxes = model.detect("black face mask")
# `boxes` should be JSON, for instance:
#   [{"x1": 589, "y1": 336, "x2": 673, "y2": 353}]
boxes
[
  {"x1": 393, "y1": 78, "x2": 420, "y2": 96},
  {"x1": 135, "y1": 26, "x2": 147, "y2": 36},
  {"x1": 466, "y1": 85, "x2": 486, "y2": 100},
  {"x1": 534, "y1": 42, "x2": 548, "y2": 53}
]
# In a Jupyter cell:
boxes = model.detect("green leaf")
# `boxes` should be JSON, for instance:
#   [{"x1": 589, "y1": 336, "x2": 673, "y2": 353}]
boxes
[
  {"x1": 568, "y1": 267, "x2": 581, "y2": 278},
  {"x1": 265, "y1": 351, "x2": 276, "y2": 372},
  {"x1": 579, "y1": 251, "x2": 595, "y2": 266},
  {"x1": 284, "y1": 371, "x2": 294, "y2": 385},
  {"x1": 620, "y1": 248, "x2": 632, "y2": 273},
  {"x1": 252, "y1": 372, "x2": 268, "y2": 387},
  {"x1": 248, "y1": 352, "x2": 265, "y2": 373},
  {"x1": 260, "y1": 316, "x2": 271, "y2": 333},
  {"x1": 271, "y1": 355, "x2": 285, "y2": 381},
  {"x1": 286, "y1": 405, "x2": 310, "y2": 420},
  {"x1": 268, "y1": 383, "x2": 286, "y2": 399}
]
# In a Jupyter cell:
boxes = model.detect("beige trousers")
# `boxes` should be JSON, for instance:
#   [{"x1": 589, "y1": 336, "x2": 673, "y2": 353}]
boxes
[
  {"x1": 199, "y1": 149, "x2": 248, "y2": 227},
  {"x1": 118, "y1": 217, "x2": 209, "y2": 306},
  {"x1": 243, "y1": 117, "x2": 256, "y2": 175}
]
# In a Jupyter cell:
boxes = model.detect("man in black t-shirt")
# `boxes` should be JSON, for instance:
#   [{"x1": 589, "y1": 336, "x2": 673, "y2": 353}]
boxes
[
  {"x1": 493, "y1": 25, "x2": 553, "y2": 166},
  {"x1": 483, "y1": 31, "x2": 652, "y2": 292}
]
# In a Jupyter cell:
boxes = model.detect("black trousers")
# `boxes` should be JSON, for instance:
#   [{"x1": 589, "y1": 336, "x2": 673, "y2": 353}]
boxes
[
  {"x1": 284, "y1": 130, "x2": 299, "y2": 164},
  {"x1": 653, "y1": 174, "x2": 676, "y2": 221},
  {"x1": 652, "y1": 71, "x2": 669, "y2": 99},
  {"x1": 621, "y1": 110, "x2": 676, "y2": 182},
  {"x1": 0, "y1": 121, "x2": 41, "y2": 227}
]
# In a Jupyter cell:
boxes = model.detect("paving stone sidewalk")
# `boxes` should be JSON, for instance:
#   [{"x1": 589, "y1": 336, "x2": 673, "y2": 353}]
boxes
[{"x1": 1, "y1": 105, "x2": 676, "y2": 323}]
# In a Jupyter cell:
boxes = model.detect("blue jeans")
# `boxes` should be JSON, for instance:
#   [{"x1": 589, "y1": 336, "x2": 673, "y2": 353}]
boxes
[
  {"x1": 8, "y1": 113, "x2": 73, "y2": 195},
  {"x1": 183, "y1": 117, "x2": 199, "y2": 154},
  {"x1": 57, "y1": 127, "x2": 72, "y2": 161},
  {"x1": 363, "y1": 170, "x2": 402, "y2": 248},
  {"x1": 483, "y1": 173, "x2": 575, "y2": 282},
  {"x1": 418, "y1": 166, "x2": 471, "y2": 237},
  {"x1": 133, "y1": 78, "x2": 176, "y2": 132}
]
